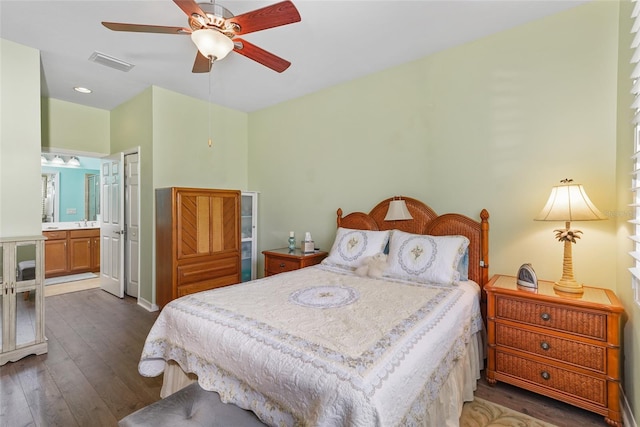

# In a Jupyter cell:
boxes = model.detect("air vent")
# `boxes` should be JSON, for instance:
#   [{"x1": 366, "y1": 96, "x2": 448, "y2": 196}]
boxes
[{"x1": 88, "y1": 51, "x2": 135, "y2": 72}]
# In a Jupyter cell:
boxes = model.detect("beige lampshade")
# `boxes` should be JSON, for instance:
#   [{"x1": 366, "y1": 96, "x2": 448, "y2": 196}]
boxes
[
  {"x1": 384, "y1": 199, "x2": 413, "y2": 221},
  {"x1": 534, "y1": 182, "x2": 607, "y2": 222},
  {"x1": 191, "y1": 29, "x2": 234, "y2": 61}
]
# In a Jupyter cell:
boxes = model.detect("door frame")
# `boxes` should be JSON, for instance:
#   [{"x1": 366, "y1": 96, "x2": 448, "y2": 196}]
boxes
[{"x1": 124, "y1": 149, "x2": 141, "y2": 300}]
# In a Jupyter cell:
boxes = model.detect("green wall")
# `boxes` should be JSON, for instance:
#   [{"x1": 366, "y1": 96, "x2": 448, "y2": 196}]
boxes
[
  {"x1": 41, "y1": 98, "x2": 110, "y2": 153},
  {"x1": 152, "y1": 86, "x2": 249, "y2": 189},
  {"x1": 0, "y1": 39, "x2": 41, "y2": 237},
  {"x1": 111, "y1": 87, "x2": 153, "y2": 304},
  {"x1": 250, "y1": 1, "x2": 618, "y2": 287}
]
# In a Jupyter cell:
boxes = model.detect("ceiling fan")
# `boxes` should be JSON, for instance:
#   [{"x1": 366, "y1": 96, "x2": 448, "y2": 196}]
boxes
[{"x1": 102, "y1": 0, "x2": 301, "y2": 73}]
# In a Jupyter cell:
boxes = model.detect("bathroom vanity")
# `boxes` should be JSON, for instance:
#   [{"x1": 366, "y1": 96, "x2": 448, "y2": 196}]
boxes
[{"x1": 43, "y1": 223, "x2": 100, "y2": 278}]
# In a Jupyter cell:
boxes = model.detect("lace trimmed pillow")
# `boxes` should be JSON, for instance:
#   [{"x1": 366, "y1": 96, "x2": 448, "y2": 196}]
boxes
[
  {"x1": 321, "y1": 227, "x2": 390, "y2": 270},
  {"x1": 384, "y1": 230, "x2": 470, "y2": 285}
]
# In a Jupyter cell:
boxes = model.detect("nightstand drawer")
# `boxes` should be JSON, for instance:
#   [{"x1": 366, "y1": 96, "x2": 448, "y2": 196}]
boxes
[
  {"x1": 495, "y1": 295, "x2": 607, "y2": 340},
  {"x1": 495, "y1": 323, "x2": 605, "y2": 373},
  {"x1": 266, "y1": 256, "x2": 300, "y2": 274},
  {"x1": 496, "y1": 351, "x2": 607, "y2": 406}
]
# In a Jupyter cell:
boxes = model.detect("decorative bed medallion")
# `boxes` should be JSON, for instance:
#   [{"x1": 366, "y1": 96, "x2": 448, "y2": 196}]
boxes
[
  {"x1": 289, "y1": 285, "x2": 359, "y2": 308},
  {"x1": 397, "y1": 235, "x2": 438, "y2": 274}
]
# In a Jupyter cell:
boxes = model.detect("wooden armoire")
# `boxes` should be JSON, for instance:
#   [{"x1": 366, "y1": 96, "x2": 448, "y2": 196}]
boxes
[{"x1": 155, "y1": 187, "x2": 241, "y2": 308}]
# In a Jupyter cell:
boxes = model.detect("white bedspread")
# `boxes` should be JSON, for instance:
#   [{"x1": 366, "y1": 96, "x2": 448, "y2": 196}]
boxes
[{"x1": 139, "y1": 265, "x2": 483, "y2": 426}]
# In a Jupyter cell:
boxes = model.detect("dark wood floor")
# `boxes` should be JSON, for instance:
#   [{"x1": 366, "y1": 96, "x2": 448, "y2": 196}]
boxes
[{"x1": 1, "y1": 288, "x2": 607, "y2": 426}]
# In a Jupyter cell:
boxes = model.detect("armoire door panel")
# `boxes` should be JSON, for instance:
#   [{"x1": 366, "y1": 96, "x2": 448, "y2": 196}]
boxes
[
  {"x1": 198, "y1": 195, "x2": 213, "y2": 253},
  {"x1": 222, "y1": 196, "x2": 239, "y2": 251}
]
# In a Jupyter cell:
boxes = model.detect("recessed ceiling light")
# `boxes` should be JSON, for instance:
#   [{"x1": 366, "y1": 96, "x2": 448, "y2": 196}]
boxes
[{"x1": 74, "y1": 86, "x2": 92, "y2": 94}]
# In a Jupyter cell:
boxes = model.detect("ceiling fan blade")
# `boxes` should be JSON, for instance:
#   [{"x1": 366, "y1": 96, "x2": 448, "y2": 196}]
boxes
[
  {"x1": 233, "y1": 38, "x2": 291, "y2": 73},
  {"x1": 192, "y1": 51, "x2": 212, "y2": 73},
  {"x1": 227, "y1": 1, "x2": 301, "y2": 35},
  {"x1": 102, "y1": 22, "x2": 190, "y2": 35},
  {"x1": 173, "y1": 0, "x2": 207, "y2": 20}
]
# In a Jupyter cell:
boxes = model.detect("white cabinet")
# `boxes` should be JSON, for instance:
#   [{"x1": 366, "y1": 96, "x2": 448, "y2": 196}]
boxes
[
  {"x1": 0, "y1": 236, "x2": 47, "y2": 365},
  {"x1": 241, "y1": 192, "x2": 258, "y2": 282}
]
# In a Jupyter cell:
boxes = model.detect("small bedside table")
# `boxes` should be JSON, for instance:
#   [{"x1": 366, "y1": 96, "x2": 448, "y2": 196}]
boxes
[
  {"x1": 484, "y1": 274, "x2": 625, "y2": 427},
  {"x1": 262, "y1": 248, "x2": 328, "y2": 277}
]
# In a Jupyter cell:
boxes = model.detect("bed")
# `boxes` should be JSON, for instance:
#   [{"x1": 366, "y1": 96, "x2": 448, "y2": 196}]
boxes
[{"x1": 139, "y1": 197, "x2": 490, "y2": 426}]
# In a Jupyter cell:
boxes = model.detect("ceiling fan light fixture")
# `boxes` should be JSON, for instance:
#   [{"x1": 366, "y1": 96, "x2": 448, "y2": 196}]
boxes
[{"x1": 191, "y1": 29, "x2": 234, "y2": 61}]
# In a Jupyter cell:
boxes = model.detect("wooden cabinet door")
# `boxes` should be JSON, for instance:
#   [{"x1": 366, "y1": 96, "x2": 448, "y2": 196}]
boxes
[
  {"x1": 69, "y1": 237, "x2": 91, "y2": 273},
  {"x1": 176, "y1": 191, "x2": 239, "y2": 260},
  {"x1": 91, "y1": 236, "x2": 100, "y2": 272},
  {"x1": 44, "y1": 239, "x2": 67, "y2": 277}
]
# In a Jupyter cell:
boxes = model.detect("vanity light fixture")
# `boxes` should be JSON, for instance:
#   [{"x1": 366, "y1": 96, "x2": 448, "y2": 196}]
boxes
[
  {"x1": 51, "y1": 155, "x2": 65, "y2": 166},
  {"x1": 74, "y1": 86, "x2": 92, "y2": 94},
  {"x1": 67, "y1": 156, "x2": 81, "y2": 167}
]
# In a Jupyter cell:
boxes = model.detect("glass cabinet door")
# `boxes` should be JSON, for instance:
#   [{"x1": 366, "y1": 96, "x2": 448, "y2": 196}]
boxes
[
  {"x1": 241, "y1": 193, "x2": 257, "y2": 282},
  {"x1": 14, "y1": 241, "x2": 38, "y2": 349},
  {"x1": 0, "y1": 237, "x2": 47, "y2": 365},
  {"x1": 0, "y1": 244, "x2": 4, "y2": 353}
]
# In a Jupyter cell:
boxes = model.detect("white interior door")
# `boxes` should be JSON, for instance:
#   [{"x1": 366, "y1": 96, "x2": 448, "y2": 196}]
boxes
[
  {"x1": 100, "y1": 153, "x2": 125, "y2": 298},
  {"x1": 125, "y1": 153, "x2": 139, "y2": 298}
]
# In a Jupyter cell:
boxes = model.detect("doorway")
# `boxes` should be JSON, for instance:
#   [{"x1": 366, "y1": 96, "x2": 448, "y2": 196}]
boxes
[{"x1": 41, "y1": 149, "x2": 141, "y2": 302}]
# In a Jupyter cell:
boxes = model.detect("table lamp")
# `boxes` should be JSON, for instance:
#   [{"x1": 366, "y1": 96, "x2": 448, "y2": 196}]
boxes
[
  {"x1": 384, "y1": 197, "x2": 413, "y2": 221},
  {"x1": 534, "y1": 179, "x2": 607, "y2": 294}
]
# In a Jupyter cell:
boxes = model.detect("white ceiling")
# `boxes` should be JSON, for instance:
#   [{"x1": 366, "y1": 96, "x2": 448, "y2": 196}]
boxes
[{"x1": 0, "y1": 0, "x2": 588, "y2": 113}]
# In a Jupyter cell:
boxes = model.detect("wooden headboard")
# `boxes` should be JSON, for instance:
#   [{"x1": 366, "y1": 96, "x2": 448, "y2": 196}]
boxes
[{"x1": 336, "y1": 196, "x2": 490, "y2": 290}]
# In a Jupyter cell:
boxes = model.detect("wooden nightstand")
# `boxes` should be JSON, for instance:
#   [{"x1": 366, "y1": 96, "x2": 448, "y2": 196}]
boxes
[
  {"x1": 262, "y1": 248, "x2": 328, "y2": 277},
  {"x1": 485, "y1": 274, "x2": 624, "y2": 427}
]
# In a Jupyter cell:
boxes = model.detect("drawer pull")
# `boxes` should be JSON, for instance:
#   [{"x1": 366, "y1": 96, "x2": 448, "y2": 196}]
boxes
[
  {"x1": 540, "y1": 341, "x2": 550, "y2": 351},
  {"x1": 280, "y1": 263, "x2": 286, "y2": 268},
  {"x1": 540, "y1": 312, "x2": 551, "y2": 321},
  {"x1": 541, "y1": 371, "x2": 550, "y2": 380}
]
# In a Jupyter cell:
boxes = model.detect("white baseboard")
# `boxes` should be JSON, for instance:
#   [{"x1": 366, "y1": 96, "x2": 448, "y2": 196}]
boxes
[
  {"x1": 137, "y1": 296, "x2": 159, "y2": 312},
  {"x1": 622, "y1": 386, "x2": 638, "y2": 427}
]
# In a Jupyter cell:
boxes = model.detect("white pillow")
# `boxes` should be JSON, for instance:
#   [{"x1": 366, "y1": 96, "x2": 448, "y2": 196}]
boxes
[
  {"x1": 384, "y1": 230, "x2": 469, "y2": 285},
  {"x1": 321, "y1": 228, "x2": 390, "y2": 269}
]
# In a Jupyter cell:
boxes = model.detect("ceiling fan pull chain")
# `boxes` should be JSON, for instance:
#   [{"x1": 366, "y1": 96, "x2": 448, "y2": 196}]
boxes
[{"x1": 208, "y1": 59, "x2": 213, "y2": 148}]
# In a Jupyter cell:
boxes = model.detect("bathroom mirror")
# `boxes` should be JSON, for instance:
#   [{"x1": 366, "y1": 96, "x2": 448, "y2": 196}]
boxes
[
  {"x1": 85, "y1": 173, "x2": 100, "y2": 222},
  {"x1": 41, "y1": 172, "x2": 59, "y2": 222},
  {"x1": 41, "y1": 154, "x2": 101, "y2": 223}
]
